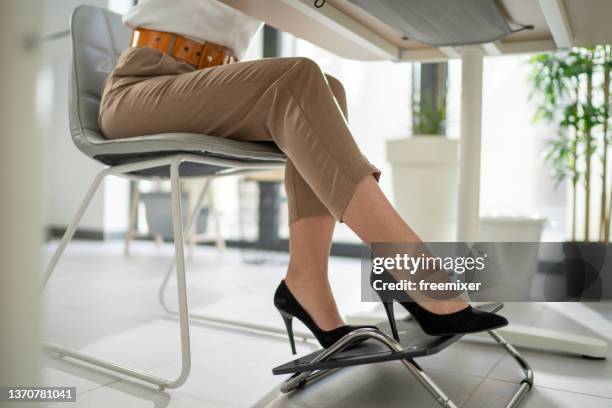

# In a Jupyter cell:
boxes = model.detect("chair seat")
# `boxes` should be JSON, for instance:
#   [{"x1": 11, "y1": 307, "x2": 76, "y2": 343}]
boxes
[
  {"x1": 84, "y1": 131, "x2": 285, "y2": 162},
  {"x1": 80, "y1": 130, "x2": 287, "y2": 177}
]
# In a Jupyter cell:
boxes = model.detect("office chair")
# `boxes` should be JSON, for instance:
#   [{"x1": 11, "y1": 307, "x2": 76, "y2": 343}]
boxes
[{"x1": 41, "y1": 5, "x2": 285, "y2": 389}]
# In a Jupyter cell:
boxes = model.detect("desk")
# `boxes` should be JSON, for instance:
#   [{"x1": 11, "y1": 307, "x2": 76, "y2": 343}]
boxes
[{"x1": 221, "y1": 0, "x2": 609, "y2": 359}]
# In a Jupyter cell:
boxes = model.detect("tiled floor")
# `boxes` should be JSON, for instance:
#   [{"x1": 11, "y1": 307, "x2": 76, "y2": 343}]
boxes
[{"x1": 41, "y1": 240, "x2": 612, "y2": 407}]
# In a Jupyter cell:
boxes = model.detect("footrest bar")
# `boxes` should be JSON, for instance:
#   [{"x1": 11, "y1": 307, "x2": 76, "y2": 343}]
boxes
[
  {"x1": 488, "y1": 330, "x2": 534, "y2": 407},
  {"x1": 275, "y1": 309, "x2": 533, "y2": 408},
  {"x1": 279, "y1": 328, "x2": 460, "y2": 407}
]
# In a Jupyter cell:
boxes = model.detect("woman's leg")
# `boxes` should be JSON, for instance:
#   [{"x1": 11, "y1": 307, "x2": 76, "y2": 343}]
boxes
[
  {"x1": 270, "y1": 65, "x2": 467, "y2": 315},
  {"x1": 100, "y1": 53, "x2": 465, "y2": 320},
  {"x1": 285, "y1": 214, "x2": 344, "y2": 330},
  {"x1": 343, "y1": 176, "x2": 468, "y2": 314},
  {"x1": 283, "y1": 74, "x2": 347, "y2": 330}
]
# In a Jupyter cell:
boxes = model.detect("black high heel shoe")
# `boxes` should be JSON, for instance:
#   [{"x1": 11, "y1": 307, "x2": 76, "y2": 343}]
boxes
[
  {"x1": 371, "y1": 270, "x2": 508, "y2": 339},
  {"x1": 274, "y1": 280, "x2": 377, "y2": 354}
]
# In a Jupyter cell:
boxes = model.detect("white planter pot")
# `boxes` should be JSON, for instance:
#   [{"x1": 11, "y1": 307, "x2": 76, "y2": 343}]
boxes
[
  {"x1": 386, "y1": 136, "x2": 459, "y2": 241},
  {"x1": 479, "y1": 216, "x2": 547, "y2": 298}
]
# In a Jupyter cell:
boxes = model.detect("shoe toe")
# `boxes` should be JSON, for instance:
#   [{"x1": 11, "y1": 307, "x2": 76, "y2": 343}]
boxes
[
  {"x1": 490, "y1": 313, "x2": 509, "y2": 328},
  {"x1": 477, "y1": 311, "x2": 508, "y2": 331}
]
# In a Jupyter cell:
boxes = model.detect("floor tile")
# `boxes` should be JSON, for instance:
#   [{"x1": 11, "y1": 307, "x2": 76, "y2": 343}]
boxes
[
  {"x1": 41, "y1": 356, "x2": 121, "y2": 396},
  {"x1": 414, "y1": 340, "x2": 505, "y2": 378},
  {"x1": 43, "y1": 304, "x2": 149, "y2": 350},
  {"x1": 75, "y1": 319, "x2": 203, "y2": 371},
  {"x1": 487, "y1": 303, "x2": 612, "y2": 398},
  {"x1": 258, "y1": 363, "x2": 483, "y2": 408},
  {"x1": 464, "y1": 379, "x2": 612, "y2": 408},
  {"x1": 488, "y1": 348, "x2": 612, "y2": 399},
  {"x1": 41, "y1": 241, "x2": 612, "y2": 407},
  {"x1": 146, "y1": 322, "x2": 307, "y2": 407},
  {"x1": 49, "y1": 378, "x2": 236, "y2": 408}
]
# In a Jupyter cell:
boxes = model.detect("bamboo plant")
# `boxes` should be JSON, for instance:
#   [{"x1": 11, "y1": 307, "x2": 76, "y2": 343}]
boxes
[
  {"x1": 411, "y1": 62, "x2": 448, "y2": 136},
  {"x1": 528, "y1": 45, "x2": 612, "y2": 242}
]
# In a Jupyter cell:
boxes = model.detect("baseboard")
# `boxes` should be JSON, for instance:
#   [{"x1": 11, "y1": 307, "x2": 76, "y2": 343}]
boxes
[
  {"x1": 45, "y1": 227, "x2": 364, "y2": 258},
  {"x1": 46, "y1": 226, "x2": 124, "y2": 241},
  {"x1": 198, "y1": 239, "x2": 363, "y2": 258}
]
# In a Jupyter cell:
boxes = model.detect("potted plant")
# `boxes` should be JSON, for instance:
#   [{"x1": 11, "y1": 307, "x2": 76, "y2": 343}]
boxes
[
  {"x1": 528, "y1": 46, "x2": 611, "y2": 299},
  {"x1": 386, "y1": 62, "x2": 459, "y2": 241}
]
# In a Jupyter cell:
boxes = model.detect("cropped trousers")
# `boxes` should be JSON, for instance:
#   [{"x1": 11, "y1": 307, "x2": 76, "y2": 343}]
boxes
[{"x1": 99, "y1": 48, "x2": 380, "y2": 224}]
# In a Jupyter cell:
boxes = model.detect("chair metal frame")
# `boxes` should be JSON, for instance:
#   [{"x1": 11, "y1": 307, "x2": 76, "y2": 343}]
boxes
[
  {"x1": 41, "y1": 4, "x2": 310, "y2": 389},
  {"x1": 155, "y1": 178, "x2": 317, "y2": 343},
  {"x1": 41, "y1": 153, "x2": 284, "y2": 389}
]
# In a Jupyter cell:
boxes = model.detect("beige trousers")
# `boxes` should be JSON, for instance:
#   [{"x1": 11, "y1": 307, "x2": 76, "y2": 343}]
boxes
[{"x1": 99, "y1": 47, "x2": 380, "y2": 224}]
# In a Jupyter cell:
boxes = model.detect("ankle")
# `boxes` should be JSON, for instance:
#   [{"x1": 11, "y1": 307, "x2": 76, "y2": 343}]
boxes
[
  {"x1": 285, "y1": 263, "x2": 324, "y2": 288},
  {"x1": 283, "y1": 268, "x2": 345, "y2": 331}
]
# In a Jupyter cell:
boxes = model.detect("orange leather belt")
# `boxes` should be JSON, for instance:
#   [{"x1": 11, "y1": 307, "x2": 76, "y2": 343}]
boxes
[{"x1": 130, "y1": 27, "x2": 237, "y2": 69}]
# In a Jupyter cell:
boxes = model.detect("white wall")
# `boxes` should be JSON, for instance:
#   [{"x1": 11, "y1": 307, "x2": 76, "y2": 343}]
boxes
[
  {"x1": 0, "y1": 0, "x2": 44, "y2": 387},
  {"x1": 42, "y1": 0, "x2": 129, "y2": 234},
  {"x1": 479, "y1": 54, "x2": 567, "y2": 239}
]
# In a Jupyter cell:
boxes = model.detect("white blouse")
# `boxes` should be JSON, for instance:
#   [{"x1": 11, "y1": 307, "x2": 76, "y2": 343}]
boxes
[{"x1": 123, "y1": 0, "x2": 263, "y2": 60}]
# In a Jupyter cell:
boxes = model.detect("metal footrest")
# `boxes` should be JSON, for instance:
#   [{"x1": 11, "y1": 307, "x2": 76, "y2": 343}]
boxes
[{"x1": 273, "y1": 304, "x2": 533, "y2": 408}]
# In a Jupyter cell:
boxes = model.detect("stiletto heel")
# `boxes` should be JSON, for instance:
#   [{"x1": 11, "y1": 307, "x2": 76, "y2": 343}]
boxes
[
  {"x1": 279, "y1": 310, "x2": 297, "y2": 355},
  {"x1": 274, "y1": 280, "x2": 377, "y2": 353},
  {"x1": 381, "y1": 301, "x2": 399, "y2": 341}
]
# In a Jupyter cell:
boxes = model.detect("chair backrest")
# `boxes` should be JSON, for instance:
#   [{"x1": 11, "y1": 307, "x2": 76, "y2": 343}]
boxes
[{"x1": 68, "y1": 5, "x2": 130, "y2": 156}]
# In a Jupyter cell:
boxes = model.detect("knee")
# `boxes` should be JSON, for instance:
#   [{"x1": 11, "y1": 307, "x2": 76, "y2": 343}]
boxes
[
  {"x1": 292, "y1": 57, "x2": 322, "y2": 72},
  {"x1": 281, "y1": 57, "x2": 325, "y2": 82},
  {"x1": 324, "y1": 74, "x2": 348, "y2": 118},
  {"x1": 324, "y1": 74, "x2": 344, "y2": 94},
  {"x1": 272, "y1": 57, "x2": 329, "y2": 104}
]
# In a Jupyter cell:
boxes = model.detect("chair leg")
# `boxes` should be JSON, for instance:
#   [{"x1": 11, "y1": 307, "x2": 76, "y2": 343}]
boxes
[
  {"x1": 41, "y1": 170, "x2": 107, "y2": 290},
  {"x1": 156, "y1": 177, "x2": 307, "y2": 339},
  {"x1": 42, "y1": 161, "x2": 192, "y2": 389},
  {"x1": 167, "y1": 158, "x2": 192, "y2": 388},
  {"x1": 158, "y1": 178, "x2": 211, "y2": 312}
]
